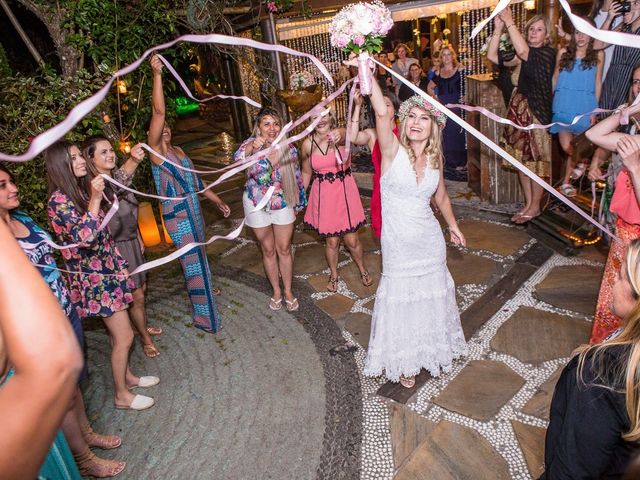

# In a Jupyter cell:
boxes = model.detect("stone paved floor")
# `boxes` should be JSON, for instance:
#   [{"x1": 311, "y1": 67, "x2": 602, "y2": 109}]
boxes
[{"x1": 81, "y1": 119, "x2": 608, "y2": 479}]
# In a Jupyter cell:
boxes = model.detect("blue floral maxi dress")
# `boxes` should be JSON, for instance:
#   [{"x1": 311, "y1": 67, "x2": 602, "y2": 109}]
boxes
[{"x1": 152, "y1": 148, "x2": 220, "y2": 332}]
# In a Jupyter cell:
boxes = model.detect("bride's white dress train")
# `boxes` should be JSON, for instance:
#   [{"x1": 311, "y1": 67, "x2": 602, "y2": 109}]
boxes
[{"x1": 364, "y1": 147, "x2": 468, "y2": 382}]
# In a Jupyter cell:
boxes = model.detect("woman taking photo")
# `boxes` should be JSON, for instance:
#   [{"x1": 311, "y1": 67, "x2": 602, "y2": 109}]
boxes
[
  {"x1": 148, "y1": 55, "x2": 230, "y2": 333},
  {"x1": 541, "y1": 238, "x2": 640, "y2": 478},
  {"x1": 83, "y1": 137, "x2": 161, "y2": 358},
  {"x1": 0, "y1": 164, "x2": 126, "y2": 477},
  {"x1": 300, "y1": 111, "x2": 371, "y2": 292},
  {"x1": 45, "y1": 141, "x2": 157, "y2": 411},
  {"x1": 234, "y1": 107, "x2": 307, "y2": 311},
  {"x1": 362, "y1": 69, "x2": 468, "y2": 388},
  {"x1": 487, "y1": 9, "x2": 555, "y2": 224}
]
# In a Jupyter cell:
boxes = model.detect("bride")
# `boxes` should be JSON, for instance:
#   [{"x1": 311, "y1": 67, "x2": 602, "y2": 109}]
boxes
[{"x1": 363, "y1": 72, "x2": 468, "y2": 388}]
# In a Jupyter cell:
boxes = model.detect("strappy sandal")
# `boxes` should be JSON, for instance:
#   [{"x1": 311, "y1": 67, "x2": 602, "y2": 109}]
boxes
[
  {"x1": 142, "y1": 343, "x2": 160, "y2": 358},
  {"x1": 269, "y1": 297, "x2": 282, "y2": 311},
  {"x1": 510, "y1": 211, "x2": 525, "y2": 222},
  {"x1": 213, "y1": 287, "x2": 222, "y2": 296},
  {"x1": 146, "y1": 325, "x2": 163, "y2": 336},
  {"x1": 399, "y1": 375, "x2": 416, "y2": 388},
  {"x1": 285, "y1": 298, "x2": 299, "y2": 312},
  {"x1": 559, "y1": 183, "x2": 577, "y2": 197},
  {"x1": 73, "y1": 447, "x2": 126, "y2": 478},
  {"x1": 327, "y1": 276, "x2": 338, "y2": 293},
  {"x1": 82, "y1": 422, "x2": 122, "y2": 450},
  {"x1": 360, "y1": 270, "x2": 373, "y2": 287},
  {"x1": 570, "y1": 163, "x2": 586, "y2": 180}
]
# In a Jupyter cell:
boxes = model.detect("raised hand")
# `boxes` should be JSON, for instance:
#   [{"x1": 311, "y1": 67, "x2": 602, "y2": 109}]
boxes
[
  {"x1": 618, "y1": 135, "x2": 640, "y2": 173},
  {"x1": 90, "y1": 176, "x2": 105, "y2": 199},
  {"x1": 150, "y1": 55, "x2": 163, "y2": 75},
  {"x1": 129, "y1": 143, "x2": 145, "y2": 163}
]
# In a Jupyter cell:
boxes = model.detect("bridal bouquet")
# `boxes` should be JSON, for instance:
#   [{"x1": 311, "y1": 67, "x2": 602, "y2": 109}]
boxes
[{"x1": 329, "y1": 0, "x2": 394, "y2": 94}]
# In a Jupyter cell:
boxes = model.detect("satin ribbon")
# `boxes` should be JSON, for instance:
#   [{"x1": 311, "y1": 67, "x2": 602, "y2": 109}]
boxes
[
  {"x1": 470, "y1": 0, "x2": 511, "y2": 39},
  {"x1": 374, "y1": 58, "x2": 619, "y2": 241},
  {"x1": 19, "y1": 194, "x2": 120, "y2": 251},
  {"x1": 155, "y1": 54, "x2": 261, "y2": 108},
  {"x1": 0, "y1": 33, "x2": 333, "y2": 162}
]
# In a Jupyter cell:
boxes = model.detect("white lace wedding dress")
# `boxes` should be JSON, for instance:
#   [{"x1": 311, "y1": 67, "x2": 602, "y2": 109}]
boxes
[{"x1": 364, "y1": 147, "x2": 468, "y2": 382}]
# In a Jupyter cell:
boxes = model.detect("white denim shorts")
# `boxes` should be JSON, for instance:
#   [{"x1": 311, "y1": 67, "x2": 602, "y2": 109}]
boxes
[{"x1": 243, "y1": 193, "x2": 295, "y2": 228}]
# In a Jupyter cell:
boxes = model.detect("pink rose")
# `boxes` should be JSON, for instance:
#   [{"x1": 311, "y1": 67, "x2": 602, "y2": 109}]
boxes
[
  {"x1": 90, "y1": 258, "x2": 102, "y2": 270},
  {"x1": 114, "y1": 287, "x2": 124, "y2": 298},
  {"x1": 101, "y1": 291, "x2": 111, "y2": 307},
  {"x1": 53, "y1": 192, "x2": 66, "y2": 202},
  {"x1": 353, "y1": 35, "x2": 365, "y2": 46},
  {"x1": 80, "y1": 226, "x2": 92, "y2": 241},
  {"x1": 89, "y1": 273, "x2": 101, "y2": 286},
  {"x1": 51, "y1": 222, "x2": 63, "y2": 234},
  {"x1": 123, "y1": 293, "x2": 133, "y2": 304},
  {"x1": 88, "y1": 300, "x2": 101, "y2": 315},
  {"x1": 70, "y1": 289, "x2": 82, "y2": 303},
  {"x1": 105, "y1": 257, "x2": 115, "y2": 270},
  {"x1": 62, "y1": 250, "x2": 72, "y2": 260},
  {"x1": 112, "y1": 297, "x2": 124, "y2": 311}
]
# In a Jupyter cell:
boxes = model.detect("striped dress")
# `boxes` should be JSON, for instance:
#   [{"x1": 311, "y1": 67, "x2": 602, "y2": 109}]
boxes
[
  {"x1": 152, "y1": 148, "x2": 220, "y2": 333},
  {"x1": 599, "y1": 25, "x2": 640, "y2": 110}
]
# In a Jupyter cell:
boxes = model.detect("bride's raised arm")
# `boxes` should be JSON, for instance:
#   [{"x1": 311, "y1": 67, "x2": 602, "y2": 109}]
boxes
[{"x1": 369, "y1": 74, "x2": 398, "y2": 161}]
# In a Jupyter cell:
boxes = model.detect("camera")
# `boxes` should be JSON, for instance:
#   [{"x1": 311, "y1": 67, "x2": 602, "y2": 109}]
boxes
[{"x1": 620, "y1": 1, "x2": 631, "y2": 13}]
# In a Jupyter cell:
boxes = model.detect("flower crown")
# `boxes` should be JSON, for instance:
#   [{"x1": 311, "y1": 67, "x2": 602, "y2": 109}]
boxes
[{"x1": 398, "y1": 95, "x2": 447, "y2": 129}]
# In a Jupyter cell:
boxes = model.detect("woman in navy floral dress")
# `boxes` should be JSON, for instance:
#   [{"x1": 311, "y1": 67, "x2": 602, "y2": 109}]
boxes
[{"x1": 44, "y1": 140, "x2": 157, "y2": 411}]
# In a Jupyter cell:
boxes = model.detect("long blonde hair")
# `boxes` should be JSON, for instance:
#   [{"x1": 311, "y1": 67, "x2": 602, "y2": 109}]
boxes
[
  {"x1": 251, "y1": 107, "x2": 300, "y2": 207},
  {"x1": 577, "y1": 239, "x2": 640, "y2": 441},
  {"x1": 398, "y1": 109, "x2": 442, "y2": 170}
]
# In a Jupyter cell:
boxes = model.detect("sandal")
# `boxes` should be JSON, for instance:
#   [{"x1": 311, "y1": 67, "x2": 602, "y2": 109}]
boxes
[
  {"x1": 510, "y1": 211, "x2": 525, "y2": 222},
  {"x1": 571, "y1": 163, "x2": 586, "y2": 180},
  {"x1": 269, "y1": 297, "x2": 282, "y2": 311},
  {"x1": 146, "y1": 325, "x2": 163, "y2": 336},
  {"x1": 73, "y1": 447, "x2": 126, "y2": 478},
  {"x1": 285, "y1": 298, "x2": 299, "y2": 312},
  {"x1": 142, "y1": 343, "x2": 160, "y2": 358},
  {"x1": 213, "y1": 287, "x2": 222, "y2": 296},
  {"x1": 326, "y1": 276, "x2": 338, "y2": 293},
  {"x1": 559, "y1": 183, "x2": 577, "y2": 197},
  {"x1": 513, "y1": 213, "x2": 540, "y2": 225},
  {"x1": 81, "y1": 422, "x2": 121, "y2": 450},
  {"x1": 360, "y1": 270, "x2": 373, "y2": 287},
  {"x1": 399, "y1": 375, "x2": 416, "y2": 388}
]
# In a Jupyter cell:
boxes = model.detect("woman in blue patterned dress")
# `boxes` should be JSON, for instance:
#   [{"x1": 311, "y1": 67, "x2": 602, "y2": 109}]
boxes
[
  {"x1": 0, "y1": 164, "x2": 126, "y2": 477},
  {"x1": 148, "y1": 55, "x2": 230, "y2": 333},
  {"x1": 45, "y1": 141, "x2": 157, "y2": 412}
]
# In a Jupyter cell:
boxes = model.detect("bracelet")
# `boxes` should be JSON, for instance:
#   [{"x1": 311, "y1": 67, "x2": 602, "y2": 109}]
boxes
[{"x1": 507, "y1": 24, "x2": 516, "y2": 30}]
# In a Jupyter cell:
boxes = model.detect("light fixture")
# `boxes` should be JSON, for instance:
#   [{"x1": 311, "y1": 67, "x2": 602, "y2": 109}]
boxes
[
  {"x1": 116, "y1": 80, "x2": 128, "y2": 94},
  {"x1": 137, "y1": 202, "x2": 161, "y2": 247},
  {"x1": 524, "y1": 0, "x2": 535, "y2": 10}
]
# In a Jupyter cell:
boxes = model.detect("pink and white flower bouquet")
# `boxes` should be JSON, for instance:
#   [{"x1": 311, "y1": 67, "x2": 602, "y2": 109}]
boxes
[{"x1": 329, "y1": 0, "x2": 394, "y2": 94}]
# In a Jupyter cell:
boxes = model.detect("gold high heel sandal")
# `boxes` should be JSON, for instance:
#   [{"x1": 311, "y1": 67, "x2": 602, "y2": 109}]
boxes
[{"x1": 73, "y1": 448, "x2": 126, "y2": 478}]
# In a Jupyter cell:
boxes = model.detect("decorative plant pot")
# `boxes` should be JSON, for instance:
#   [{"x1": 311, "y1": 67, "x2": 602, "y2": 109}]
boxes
[{"x1": 276, "y1": 84, "x2": 323, "y2": 115}]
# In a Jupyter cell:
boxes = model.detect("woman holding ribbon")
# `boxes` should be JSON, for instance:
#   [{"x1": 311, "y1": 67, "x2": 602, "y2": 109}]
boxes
[
  {"x1": 363, "y1": 71, "x2": 468, "y2": 388},
  {"x1": 550, "y1": 18, "x2": 603, "y2": 198},
  {"x1": 300, "y1": 111, "x2": 371, "y2": 292},
  {"x1": 488, "y1": 9, "x2": 555, "y2": 224},
  {"x1": 541, "y1": 239, "x2": 640, "y2": 478},
  {"x1": 586, "y1": 92, "x2": 640, "y2": 344},
  {"x1": 45, "y1": 140, "x2": 157, "y2": 411},
  {"x1": 0, "y1": 164, "x2": 126, "y2": 477},
  {"x1": 83, "y1": 137, "x2": 161, "y2": 357},
  {"x1": 148, "y1": 55, "x2": 230, "y2": 333},
  {"x1": 234, "y1": 107, "x2": 307, "y2": 311},
  {"x1": 350, "y1": 89, "x2": 400, "y2": 239}
]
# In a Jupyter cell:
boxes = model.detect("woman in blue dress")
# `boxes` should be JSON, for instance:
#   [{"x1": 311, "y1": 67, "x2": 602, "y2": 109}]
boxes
[
  {"x1": 148, "y1": 55, "x2": 230, "y2": 333},
  {"x1": 550, "y1": 18, "x2": 603, "y2": 197},
  {"x1": 0, "y1": 164, "x2": 125, "y2": 477}
]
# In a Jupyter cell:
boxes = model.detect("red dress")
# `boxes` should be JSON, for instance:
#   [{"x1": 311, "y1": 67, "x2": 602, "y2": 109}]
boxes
[
  {"x1": 303, "y1": 141, "x2": 366, "y2": 237},
  {"x1": 371, "y1": 127, "x2": 399, "y2": 238}
]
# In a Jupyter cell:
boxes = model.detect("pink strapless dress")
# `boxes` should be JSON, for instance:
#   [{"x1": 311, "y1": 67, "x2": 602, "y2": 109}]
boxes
[{"x1": 303, "y1": 143, "x2": 366, "y2": 237}]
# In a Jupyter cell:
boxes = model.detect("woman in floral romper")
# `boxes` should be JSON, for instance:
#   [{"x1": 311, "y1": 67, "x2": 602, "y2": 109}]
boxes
[{"x1": 45, "y1": 140, "x2": 157, "y2": 411}]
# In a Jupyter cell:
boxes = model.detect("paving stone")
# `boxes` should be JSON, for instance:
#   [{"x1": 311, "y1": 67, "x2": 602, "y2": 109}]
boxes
[
  {"x1": 308, "y1": 274, "x2": 331, "y2": 293},
  {"x1": 447, "y1": 248, "x2": 497, "y2": 286},
  {"x1": 206, "y1": 239, "x2": 236, "y2": 257},
  {"x1": 377, "y1": 370, "x2": 431, "y2": 404},
  {"x1": 434, "y1": 360, "x2": 525, "y2": 421},
  {"x1": 340, "y1": 253, "x2": 381, "y2": 298},
  {"x1": 522, "y1": 367, "x2": 563, "y2": 420},
  {"x1": 511, "y1": 420, "x2": 546, "y2": 479},
  {"x1": 294, "y1": 244, "x2": 346, "y2": 275},
  {"x1": 344, "y1": 313, "x2": 372, "y2": 349},
  {"x1": 394, "y1": 420, "x2": 510, "y2": 479},
  {"x1": 576, "y1": 244, "x2": 608, "y2": 263},
  {"x1": 293, "y1": 230, "x2": 319, "y2": 245},
  {"x1": 315, "y1": 294, "x2": 355, "y2": 318},
  {"x1": 491, "y1": 307, "x2": 591, "y2": 363},
  {"x1": 388, "y1": 403, "x2": 437, "y2": 470},
  {"x1": 459, "y1": 219, "x2": 530, "y2": 256},
  {"x1": 219, "y1": 243, "x2": 264, "y2": 277},
  {"x1": 535, "y1": 265, "x2": 602, "y2": 315},
  {"x1": 357, "y1": 226, "x2": 380, "y2": 253}
]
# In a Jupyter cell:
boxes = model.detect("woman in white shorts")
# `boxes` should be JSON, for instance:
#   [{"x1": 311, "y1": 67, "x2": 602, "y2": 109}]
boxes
[{"x1": 234, "y1": 107, "x2": 307, "y2": 311}]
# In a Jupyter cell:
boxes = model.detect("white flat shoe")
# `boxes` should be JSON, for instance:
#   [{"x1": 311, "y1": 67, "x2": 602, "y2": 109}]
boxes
[
  {"x1": 134, "y1": 376, "x2": 160, "y2": 388},
  {"x1": 115, "y1": 394, "x2": 154, "y2": 411}
]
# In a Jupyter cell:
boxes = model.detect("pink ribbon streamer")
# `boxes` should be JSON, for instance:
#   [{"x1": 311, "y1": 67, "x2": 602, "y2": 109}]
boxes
[
  {"x1": 19, "y1": 195, "x2": 120, "y2": 251},
  {"x1": 156, "y1": 54, "x2": 261, "y2": 108},
  {"x1": 445, "y1": 103, "x2": 615, "y2": 131},
  {"x1": 0, "y1": 33, "x2": 333, "y2": 162},
  {"x1": 375, "y1": 59, "x2": 619, "y2": 241},
  {"x1": 357, "y1": 53, "x2": 374, "y2": 95}
]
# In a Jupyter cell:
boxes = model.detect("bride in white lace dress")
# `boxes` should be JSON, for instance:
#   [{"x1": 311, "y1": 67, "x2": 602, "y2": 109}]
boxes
[{"x1": 363, "y1": 80, "x2": 468, "y2": 388}]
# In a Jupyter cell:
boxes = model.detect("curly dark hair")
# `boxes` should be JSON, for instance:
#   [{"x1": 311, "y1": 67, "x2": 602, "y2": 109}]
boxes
[{"x1": 559, "y1": 18, "x2": 599, "y2": 72}]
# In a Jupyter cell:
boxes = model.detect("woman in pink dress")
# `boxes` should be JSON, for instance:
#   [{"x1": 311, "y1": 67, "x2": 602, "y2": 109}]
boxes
[{"x1": 301, "y1": 112, "x2": 372, "y2": 292}]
